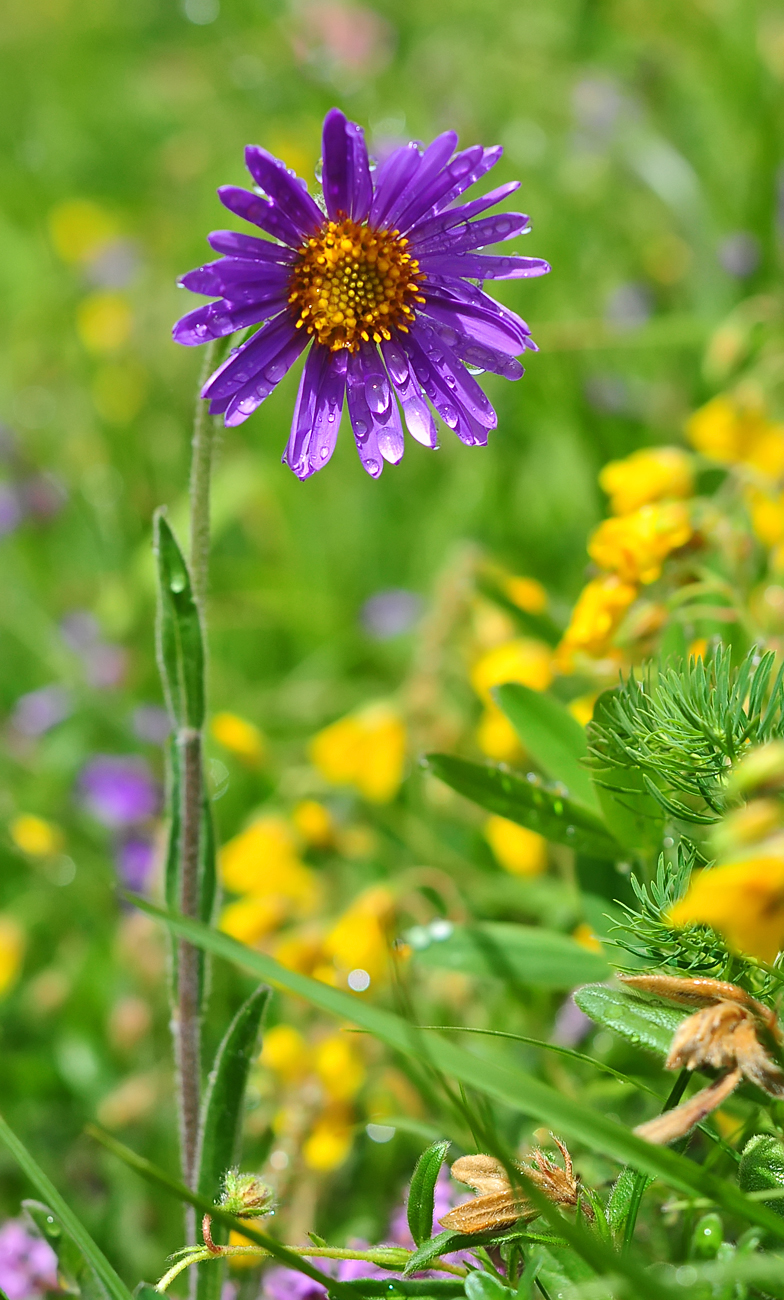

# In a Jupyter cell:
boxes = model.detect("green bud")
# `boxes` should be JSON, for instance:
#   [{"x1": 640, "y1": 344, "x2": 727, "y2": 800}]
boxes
[
  {"x1": 689, "y1": 1212, "x2": 723, "y2": 1260},
  {"x1": 219, "y1": 1171, "x2": 274, "y2": 1219},
  {"x1": 728, "y1": 741, "x2": 784, "y2": 797},
  {"x1": 739, "y1": 1133, "x2": 784, "y2": 1218}
]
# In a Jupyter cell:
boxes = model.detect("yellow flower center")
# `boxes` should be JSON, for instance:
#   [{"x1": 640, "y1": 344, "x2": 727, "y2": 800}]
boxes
[{"x1": 288, "y1": 217, "x2": 425, "y2": 352}]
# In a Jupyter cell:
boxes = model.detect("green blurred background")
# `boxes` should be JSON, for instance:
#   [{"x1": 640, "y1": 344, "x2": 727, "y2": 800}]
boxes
[{"x1": 0, "y1": 0, "x2": 782, "y2": 1282}]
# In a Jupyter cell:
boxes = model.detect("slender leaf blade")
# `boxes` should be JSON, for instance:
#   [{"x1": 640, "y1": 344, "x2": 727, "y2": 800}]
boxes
[
  {"x1": 128, "y1": 897, "x2": 784, "y2": 1244},
  {"x1": 426, "y1": 755, "x2": 619, "y2": 857},
  {"x1": 406, "y1": 1140, "x2": 450, "y2": 1247},
  {"x1": 411, "y1": 922, "x2": 609, "y2": 988},
  {"x1": 573, "y1": 983, "x2": 685, "y2": 1058},
  {"x1": 492, "y1": 683, "x2": 598, "y2": 812},
  {"x1": 23, "y1": 1201, "x2": 106, "y2": 1300},
  {"x1": 154, "y1": 512, "x2": 204, "y2": 730}
]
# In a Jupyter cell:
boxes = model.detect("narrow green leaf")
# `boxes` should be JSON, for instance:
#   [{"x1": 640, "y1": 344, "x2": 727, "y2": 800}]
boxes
[
  {"x1": 127, "y1": 897, "x2": 784, "y2": 1244},
  {"x1": 197, "y1": 985, "x2": 270, "y2": 1204},
  {"x1": 739, "y1": 1135, "x2": 784, "y2": 1220},
  {"x1": 133, "y1": 1286, "x2": 161, "y2": 1300},
  {"x1": 573, "y1": 983, "x2": 685, "y2": 1058},
  {"x1": 154, "y1": 511, "x2": 204, "y2": 730},
  {"x1": 425, "y1": 755, "x2": 620, "y2": 858},
  {"x1": 338, "y1": 1284, "x2": 465, "y2": 1296},
  {"x1": 85, "y1": 1126, "x2": 358, "y2": 1300},
  {"x1": 407, "y1": 1140, "x2": 450, "y2": 1247},
  {"x1": 403, "y1": 1229, "x2": 524, "y2": 1276},
  {"x1": 0, "y1": 1113, "x2": 133, "y2": 1300},
  {"x1": 492, "y1": 683, "x2": 598, "y2": 812},
  {"x1": 411, "y1": 922, "x2": 609, "y2": 988},
  {"x1": 464, "y1": 1272, "x2": 511, "y2": 1300},
  {"x1": 592, "y1": 768, "x2": 665, "y2": 853},
  {"x1": 23, "y1": 1202, "x2": 106, "y2": 1300},
  {"x1": 605, "y1": 1167, "x2": 650, "y2": 1238}
]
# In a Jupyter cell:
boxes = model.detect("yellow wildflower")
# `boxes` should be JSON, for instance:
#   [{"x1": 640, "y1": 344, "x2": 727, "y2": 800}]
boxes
[
  {"x1": 587, "y1": 501, "x2": 692, "y2": 585},
  {"x1": 10, "y1": 814, "x2": 63, "y2": 857},
  {"x1": 556, "y1": 575, "x2": 637, "y2": 667},
  {"x1": 219, "y1": 895, "x2": 286, "y2": 945},
  {"x1": 0, "y1": 917, "x2": 24, "y2": 997},
  {"x1": 314, "y1": 1034, "x2": 366, "y2": 1101},
  {"x1": 292, "y1": 799, "x2": 335, "y2": 849},
  {"x1": 568, "y1": 694, "x2": 597, "y2": 727},
  {"x1": 687, "y1": 394, "x2": 784, "y2": 478},
  {"x1": 76, "y1": 292, "x2": 132, "y2": 354},
  {"x1": 503, "y1": 575, "x2": 548, "y2": 614},
  {"x1": 260, "y1": 1024, "x2": 312, "y2": 1083},
  {"x1": 219, "y1": 816, "x2": 317, "y2": 915},
  {"x1": 745, "y1": 485, "x2": 784, "y2": 550},
  {"x1": 484, "y1": 816, "x2": 547, "y2": 877},
  {"x1": 471, "y1": 638, "x2": 553, "y2": 706},
  {"x1": 272, "y1": 928, "x2": 325, "y2": 976},
  {"x1": 310, "y1": 703, "x2": 406, "y2": 803},
  {"x1": 303, "y1": 1103, "x2": 354, "y2": 1171},
  {"x1": 476, "y1": 705, "x2": 524, "y2": 762},
  {"x1": 210, "y1": 712, "x2": 266, "y2": 765},
  {"x1": 227, "y1": 1230, "x2": 261, "y2": 1267},
  {"x1": 669, "y1": 856, "x2": 784, "y2": 964},
  {"x1": 599, "y1": 446, "x2": 693, "y2": 516},
  {"x1": 49, "y1": 199, "x2": 117, "y2": 263},
  {"x1": 323, "y1": 886, "x2": 394, "y2": 984}
]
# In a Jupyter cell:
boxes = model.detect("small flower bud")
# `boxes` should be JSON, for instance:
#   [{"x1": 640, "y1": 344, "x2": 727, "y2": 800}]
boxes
[
  {"x1": 728, "y1": 741, "x2": 784, "y2": 797},
  {"x1": 219, "y1": 1171, "x2": 274, "y2": 1219}
]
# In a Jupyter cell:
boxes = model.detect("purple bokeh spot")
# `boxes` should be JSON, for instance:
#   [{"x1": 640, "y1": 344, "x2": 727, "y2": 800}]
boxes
[
  {"x1": 552, "y1": 993, "x2": 593, "y2": 1047},
  {"x1": 115, "y1": 834, "x2": 156, "y2": 892},
  {"x1": 0, "y1": 1220, "x2": 58, "y2": 1300},
  {"x1": 11, "y1": 685, "x2": 72, "y2": 737},
  {"x1": 360, "y1": 589, "x2": 423, "y2": 640},
  {"x1": 132, "y1": 705, "x2": 171, "y2": 745},
  {"x1": 0, "y1": 482, "x2": 23, "y2": 536},
  {"x1": 80, "y1": 755, "x2": 160, "y2": 827}
]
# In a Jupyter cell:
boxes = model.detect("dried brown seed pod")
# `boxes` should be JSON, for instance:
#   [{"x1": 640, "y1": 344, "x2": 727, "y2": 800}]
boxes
[{"x1": 439, "y1": 1136, "x2": 589, "y2": 1234}]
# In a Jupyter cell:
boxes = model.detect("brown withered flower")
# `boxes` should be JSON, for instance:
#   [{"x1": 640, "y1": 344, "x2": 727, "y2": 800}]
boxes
[
  {"x1": 439, "y1": 1136, "x2": 590, "y2": 1234},
  {"x1": 620, "y1": 973, "x2": 784, "y2": 1145}
]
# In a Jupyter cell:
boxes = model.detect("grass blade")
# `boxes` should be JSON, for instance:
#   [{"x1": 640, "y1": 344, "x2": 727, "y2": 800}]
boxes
[{"x1": 492, "y1": 682, "x2": 598, "y2": 811}]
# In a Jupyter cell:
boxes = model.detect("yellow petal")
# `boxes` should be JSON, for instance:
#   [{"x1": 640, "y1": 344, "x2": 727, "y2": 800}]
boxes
[{"x1": 669, "y1": 856, "x2": 784, "y2": 964}]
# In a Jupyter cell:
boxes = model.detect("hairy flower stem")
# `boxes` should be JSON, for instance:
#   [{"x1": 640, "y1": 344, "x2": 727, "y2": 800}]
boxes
[
  {"x1": 622, "y1": 1069, "x2": 690, "y2": 1254},
  {"x1": 174, "y1": 342, "x2": 219, "y2": 1240},
  {"x1": 156, "y1": 1244, "x2": 467, "y2": 1292}
]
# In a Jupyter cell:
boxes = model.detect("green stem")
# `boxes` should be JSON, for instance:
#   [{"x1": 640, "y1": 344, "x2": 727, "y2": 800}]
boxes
[
  {"x1": 622, "y1": 1069, "x2": 690, "y2": 1255},
  {"x1": 189, "y1": 341, "x2": 219, "y2": 618}
]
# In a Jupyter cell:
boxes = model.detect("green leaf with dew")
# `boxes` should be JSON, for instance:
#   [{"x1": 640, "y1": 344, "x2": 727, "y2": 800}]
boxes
[
  {"x1": 464, "y1": 1273, "x2": 511, "y2": 1300},
  {"x1": 410, "y1": 922, "x2": 609, "y2": 989},
  {"x1": 154, "y1": 511, "x2": 205, "y2": 731},
  {"x1": 573, "y1": 983, "x2": 685, "y2": 1057},
  {"x1": 425, "y1": 755, "x2": 619, "y2": 858},
  {"x1": 23, "y1": 1202, "x2": 106, "y2": 1300},
  {"x1": 492, "y1": 683, "x2": 598, "y2": 812}
]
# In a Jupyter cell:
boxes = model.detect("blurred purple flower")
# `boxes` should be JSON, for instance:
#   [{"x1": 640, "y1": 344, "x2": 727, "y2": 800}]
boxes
[
  {"x1": 11, "y1": 685, "x2": 72, "y2": 737},
  {"x1": 361, "y1": 589, "x2": 422, "y2": 640},
  {"x1": 0, "y1": 482, "x2": 23, "y2": 535},
  {"x1": 552, "y1": 993, "x2": 593, "y2": 1047},
  {"x1": 80, "y1": 756, "x2": 159, "y2": 827},
  {"x1": 0, "y1": 1219, "x2": 58, "y2": 1300},
  {"x1": 115, "y1": 834, "x2": 156, "y2": 892},
  {"x1": 21, "y1": 475, "x2": 67, "y2": 521},
  {"x1": 61, "y1": 612, "x2": 101, "y2": 653},
  {"x1": 718, "y1": 232, "x2": 760, "y2": 279},
  {"x1": 132, "y1": 705, "x2": 171, "y2": 745},
  {"x1": 82, "y1": 644, "x2": 128, "y2": 690}
]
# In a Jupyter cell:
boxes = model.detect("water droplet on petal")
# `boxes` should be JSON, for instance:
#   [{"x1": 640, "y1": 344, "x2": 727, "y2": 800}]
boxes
[
  {"x1": 354, "y1": 419, "x2": 367, "y2": 436},
  {"x1": 366, "y1": 458, "x2": 379, "y2": 474}
]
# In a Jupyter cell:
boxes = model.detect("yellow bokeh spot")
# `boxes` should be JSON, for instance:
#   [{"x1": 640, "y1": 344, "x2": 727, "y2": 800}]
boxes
[
  {"x1": 49, "y1": 199, "x2": 117, "y2": 264},
  {"x1": 313, "y1": 1034, "x2": 366, "y2": 1101},
  {"x1": 292, "y1": 799, "x2": 335, "y2": 849},
  {"x1": 219, "y1": 896, "x2": 285, "y2": 945},
  {"x1": 310, "y1": 703, "x2": 406, "y2": 803},
  {"x1": 568, "y1": 694, "x2": 597, "y2": 728},
  {"x1": 476, "y1": 704, "x2": 524, "y2": 762},
  {"x1": 219, "y1": 815, "x2": 317, "y2": 910},
  {"x1": 0, "y1": 917, "x2": 25, "y2": 997},
  {"x1": 211, "y1": 712, "x2": 266, "y2": 765},
  {"x1": 77, "y1": 293, "x2": 132, "y2": 354},
  {"x1": 10, "y1": 814, "x2": 63, "y2": 857},
  {"x1": 323, "y1": 885, "x2": 394, "y2": 983},
  {"x1": 470, "y1": 638, "x2": 553, "y2": 706},
  {"x1": 669, "y1": 855, "x2": 784, "y2": 964},
  {"x1": 587, "y1": 501, "x2": 692, "y2": 586},
  {"x1": 227, "y1": 1230, "x2": 261, "y2": 1268},
  {"x1": 302, "y1": 1105, "x2": 354, "y2": 1171},
  {"x1": 484, "y1": 815, "x2": 547, "y2": 877},
  {"x1": 260, "y1": 1024, "x2": 311, "y2": 1082},
  {"x1": 572, "y1": 922, "x2": 603, "y2": 953},
  {"x1": 598, "y1": 446, "x2": 693, "y2": 517},
  {"x1": 686, "y1": 394, "x2": 784, "y2": 479},
  {"x1": 556, "y1": 575, "x2": 638, "y2": 668},
  {"x1": 503, "y1": 575, "x2": 548, "y2": 614},
  {"x1": 91, "y1": 362, "x2": 147, "y2": 424}
]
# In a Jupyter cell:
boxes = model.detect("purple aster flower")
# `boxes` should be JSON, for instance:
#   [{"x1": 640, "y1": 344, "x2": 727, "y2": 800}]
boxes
[
  {"x1": 173, "y1": 108, "x2": 549, "y2": 480},
  {"x1": 0, "y1": 1219, "x2": 58, "y2": 1300},
  {"x1": 80, "y1": 755, "x2": 160, "y2": 826}
]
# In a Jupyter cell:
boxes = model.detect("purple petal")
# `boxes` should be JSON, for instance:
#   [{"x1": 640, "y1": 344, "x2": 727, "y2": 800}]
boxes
[
  {"x1": 321, "y1": 109, "x2": 372, "y2": 221},
  {"x1": 244, "y1": 146, "x2": 324, "y2": 234},
  {"x1": 381, "y1": 337, "x2": 438, "y2": 447},
  {"x1": 420, "y1": 292, "x2": 527, "y2": 356},
  {"x1": 418, "y1": 252, "x2": 551, "y2": 280},
  {"x1": 430, "y1": 145, "x2": 504, "y2": 214},
  {"x1": 411, "y1": 323, "x2": 497, "y2": 428},
  {"x1": 358, "y1": 340, "x2": 391, "y2": 414},
  {"x1": 376, "y1": 397, "x2": 405, "y2": 464},
  {"x1": 452, "y1": 405, "x2": 490, "y2": 446},
  {"x1": 207, "y1": 230, "x2": 297, "y2": 262},
  {"x1": 346, "y1": 351, "x2": 383, "y2": 477},
  {"x1": 384, "y1": 131, "x2": 459, "y2": 229},
  {"x1": 283, "y1": 348, "x2": 346, "y2": 478},
  {"x1": 408, "y1": 182, "x2": 521, "y2": 247},
  {"x1": 396, "y1": 145, "x2": 484, "y2": 234},
  {"x1": 179, "y1": 258, "x2": 291, "y2": 296},
  {"x1": 173, "y1": 296, "x2": 286, "y2": 345},
  {"x1": 426, "y1": 321, "x2": 525, "y2": 379},
  {"x1": 424, "y1": 275, "x2": 533, "y2": 344},
  {"x1": 369, "y1": 143, "x2": 423, "y2": 226},
  {"x1": 218, "y1": 186, "x2": 303, "y2": 247},
  {"x1": 398, "y1": 328, "x2": 464, "y2": 431},
  {"x1": 413, "y1": 212, "x2": 531, "y2": 257},
  {"x1": 223, "y1": 325, "x2": 310, "y2": 426}
]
